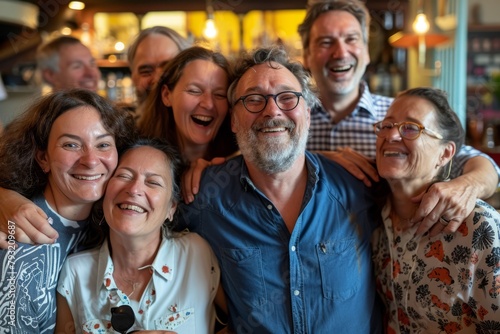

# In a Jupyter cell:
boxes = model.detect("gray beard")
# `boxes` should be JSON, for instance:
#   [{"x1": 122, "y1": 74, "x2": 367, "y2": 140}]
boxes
[{"x1": 236, "y1": 118, "x2": 308, "y2": 174}]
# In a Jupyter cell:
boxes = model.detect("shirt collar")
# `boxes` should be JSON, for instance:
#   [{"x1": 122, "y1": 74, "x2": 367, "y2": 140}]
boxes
[
  {"x1": 238, "y1": 153, "x2": 320, "y2": 192},
  {"x1": 95, "y1": 235, "x2": 175, "y2": 294},
  {"x1": 312, "y1": 81, "x2": 377, "y2": 118}
]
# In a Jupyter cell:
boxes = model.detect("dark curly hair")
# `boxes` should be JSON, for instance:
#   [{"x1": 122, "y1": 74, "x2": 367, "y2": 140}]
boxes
[{"x1": 0, "y1": 89, "x2": 137, "y2": 198}]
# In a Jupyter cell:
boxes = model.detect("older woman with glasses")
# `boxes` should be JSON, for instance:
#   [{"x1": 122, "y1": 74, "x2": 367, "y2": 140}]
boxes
[{"x1": 371, "y1": 87, "x2": 500, "y2": 333}]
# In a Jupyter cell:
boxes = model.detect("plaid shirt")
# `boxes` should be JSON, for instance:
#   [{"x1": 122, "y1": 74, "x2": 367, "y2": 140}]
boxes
[{"x1": 307, "y1": 82, "x2": 500, "y2": 181}]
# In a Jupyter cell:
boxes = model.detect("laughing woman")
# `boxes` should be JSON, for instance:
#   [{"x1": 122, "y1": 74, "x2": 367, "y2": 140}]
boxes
[
  {"x1": 0, "y1": 89, "x2": 135, "y2": 333},
  {"x1": 371, "y1": 87, "x2": 500, "y2": 333},
  {"x1": 55, "y1": 138, "x2": 220, "y2": 333}
]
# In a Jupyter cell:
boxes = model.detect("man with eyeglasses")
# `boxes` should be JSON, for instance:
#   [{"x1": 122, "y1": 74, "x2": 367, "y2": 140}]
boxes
[
  {"x1": 178, "y1": 47, "x2": 383, "y2": 333},
  {"x1": 298, "y1": 0, "x2": 500, "y2": 236}
]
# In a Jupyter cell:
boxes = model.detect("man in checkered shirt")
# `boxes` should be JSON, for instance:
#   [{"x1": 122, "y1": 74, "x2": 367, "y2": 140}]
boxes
[{"x1": 298, "y1": 0, "x2": 500, "y2": 235}]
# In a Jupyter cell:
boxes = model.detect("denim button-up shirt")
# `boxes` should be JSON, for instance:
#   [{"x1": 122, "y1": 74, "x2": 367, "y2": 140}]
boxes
[{"x1": 179, "y1": 152, "x2": 383, "y2": 333}]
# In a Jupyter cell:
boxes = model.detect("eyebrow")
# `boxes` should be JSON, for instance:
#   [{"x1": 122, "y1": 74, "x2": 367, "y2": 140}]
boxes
[
  {"x1": 57, "y1": 133, "x2": 113, "y2": 141},
  {"x1": 242, "y1": 84, "x2": 299, "y2": 95},
  {"x1": 117, "y1": 166, "x2": 165, "y2": 179}
]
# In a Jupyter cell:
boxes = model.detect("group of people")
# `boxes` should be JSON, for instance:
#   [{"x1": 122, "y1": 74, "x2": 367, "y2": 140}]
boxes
[{"x1": 0, "y1": 0, "x2": 499, "y2": 333}]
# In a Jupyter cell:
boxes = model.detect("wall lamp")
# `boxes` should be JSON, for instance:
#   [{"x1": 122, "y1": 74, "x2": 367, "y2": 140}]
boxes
[{"x1": 389, "y1": 1, "x2": 450, "y2": 76}]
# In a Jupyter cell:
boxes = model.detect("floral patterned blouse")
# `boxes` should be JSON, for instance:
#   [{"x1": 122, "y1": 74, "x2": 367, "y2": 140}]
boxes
[{"x1": 372, "y1": 199, "x2": 500, "y2": 334}]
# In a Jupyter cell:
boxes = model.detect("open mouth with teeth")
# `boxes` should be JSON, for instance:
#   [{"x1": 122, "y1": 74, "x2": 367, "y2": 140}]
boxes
[
  {"x1": 330, "y1": 64, "x2": 354, "y2": 73},
  {"x1": 260, "y1": 126, "x2": 287, "y2": 133},
  {"x1": 74, "y1": 174, "x2": 103, "y2": 181},
  {"x1": 119, "y1": 203, "x2": 146, "y2": 213},
  {"x1": 383, "y1": 150, "x2": 408, "y2": 158},
  {"x1": 191, "y1": 115, "x2": 214, "y2": 126}
]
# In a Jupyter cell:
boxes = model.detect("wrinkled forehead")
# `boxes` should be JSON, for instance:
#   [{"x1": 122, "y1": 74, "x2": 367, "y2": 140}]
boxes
[
  {"x1": 386, "y1": 95, "x2": 438, "y2": 124},
  {"x1": 236, "y1": 62, "x2": 301, "y2": 95}
]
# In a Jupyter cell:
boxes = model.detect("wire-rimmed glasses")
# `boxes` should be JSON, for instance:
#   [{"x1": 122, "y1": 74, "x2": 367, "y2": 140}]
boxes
[{"x1": 373, "y1": 121, "x2": 443, "y2": 140}]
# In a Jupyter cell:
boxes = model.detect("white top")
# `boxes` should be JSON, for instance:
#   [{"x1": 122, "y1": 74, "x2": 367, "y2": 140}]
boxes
[{"x1": 58, "y1": 231, "x2": 219, "y2": 334}]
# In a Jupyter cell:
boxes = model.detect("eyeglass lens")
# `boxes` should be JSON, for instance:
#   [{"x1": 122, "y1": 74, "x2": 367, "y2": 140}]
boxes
[
  {"x1": 376, "y1": 122, "x2": 422, "y2": 139},
  {"x1": 243, "y1": 92, "x2": 300, "y2": 112}
]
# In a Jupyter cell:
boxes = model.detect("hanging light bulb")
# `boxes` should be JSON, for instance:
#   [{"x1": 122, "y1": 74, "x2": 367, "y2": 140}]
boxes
[
  {"x1": 412, "y1": 13, "x2": 430, "y2": 34},
  {"x1": 203, "y1": 0, "x2": 217, "y2": 40},
  {"x1": 203, "y1": 16, "x2": 217, "y2": 39}
]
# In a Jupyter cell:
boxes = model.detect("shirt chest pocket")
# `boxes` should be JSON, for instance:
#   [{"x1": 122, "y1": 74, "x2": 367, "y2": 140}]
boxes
[
  {"x1": 219, "y1": 247, "x2": 267, "y2": 308},
  {"x1": 316, "y1": 238, "x2": 360, "y2": 301}
]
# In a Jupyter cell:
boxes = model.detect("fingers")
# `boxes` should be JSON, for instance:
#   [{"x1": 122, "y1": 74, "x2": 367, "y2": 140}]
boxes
[
  {"x1": 182, "y1": 157, "x2": 226, "y2": 203},
  {"x1": 411, "y1": 180, "x2": 476, "y2": 237},
  {"x1": 0, "y1": 231, "x2": 10, "y2": 249}
]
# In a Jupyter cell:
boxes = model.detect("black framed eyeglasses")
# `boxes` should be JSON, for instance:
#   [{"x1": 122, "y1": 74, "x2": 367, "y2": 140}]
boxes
[
  {"x1": 233, "y1": 91, "x2": 303, "y2": 113},
  {"x1": 373, "y1": 121, "x2": 443, "y2": 140}
]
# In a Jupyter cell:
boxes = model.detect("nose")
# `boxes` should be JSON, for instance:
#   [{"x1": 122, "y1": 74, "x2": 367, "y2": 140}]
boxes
[
  {"x1": 331, "y1": 41, "x2": 349, "y2": 59},
  {"x1": 126, "y1": 178, "x2": 144, "y2": 196},
  {"x1": 79, "y1": 148, "x2": 101, "y2": 168},
  {"x1": 386, "y1": 126, "x2": 402, "y2": 141},
  {"x1": 199, "y1": 93, "x2": 214, "y2": 110},
  {"x1": 260, "y1": 95, "x2": 283, "y2": 117}
]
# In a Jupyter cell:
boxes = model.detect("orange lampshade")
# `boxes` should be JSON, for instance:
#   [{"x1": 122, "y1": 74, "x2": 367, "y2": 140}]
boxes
[{"x1": 389, "y1": 31, "x2": 450, "y2": 48}]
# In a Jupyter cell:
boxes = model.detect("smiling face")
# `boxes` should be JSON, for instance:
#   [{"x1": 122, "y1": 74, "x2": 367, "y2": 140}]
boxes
[
  {"x1": 231, "y1": 62, "x2": 310, "y2": 174},
  {"x1": 376, "y1": 95, "x2": 454, "y2": 191},
  {"x1": 161, "y1": 59, "x2": 229, "y2": 156},
  {"x1": 35, "y1": 106, "x2": 118, "y2": 217},
  {"x1": 47, "y1": 43, "x2": 101, "y2": 91},
  {"x1": 304, "y1": 10, "x2": 370, "y2": 102},
  {"x1": 131, "y1": 34, "x2": 181, "y2": 104},
  {"x1": 103, "y1": 146, "x2": 176, "y2": 239}
]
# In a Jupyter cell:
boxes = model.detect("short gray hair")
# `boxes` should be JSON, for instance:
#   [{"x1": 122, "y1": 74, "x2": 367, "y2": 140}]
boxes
[
  {"x1": 36, "y1": 35, "x2": 83, "y2": 73},
  {"x1": 228, "y1": 46, "x2": 319, "y2": 110}
]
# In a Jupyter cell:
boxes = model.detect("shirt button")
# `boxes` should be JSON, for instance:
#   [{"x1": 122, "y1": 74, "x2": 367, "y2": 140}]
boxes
[
  {"x1": 291, "y1": 246, "x2": 296, "y2": 252},
  {"x1": 267, "y1": 204, "x2": 273, "y2": 210},
  {"x1": 294, "y1": 290, "x2": 300, "y2": 296}
]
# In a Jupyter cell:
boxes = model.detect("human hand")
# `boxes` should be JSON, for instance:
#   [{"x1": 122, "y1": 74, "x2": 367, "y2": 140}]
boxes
[
  {"x1": 182, "y1": 157, "x2": 226, "y2": 203},
  {"x1": 319, "y1": 148, "x2": 379, "y2": 187},
  {"x1": 0, "y1": 188, "x2": 57, "y2": 246},
  {"x1": 410, "y1": 178, "x2": 477, "y2": 237}
]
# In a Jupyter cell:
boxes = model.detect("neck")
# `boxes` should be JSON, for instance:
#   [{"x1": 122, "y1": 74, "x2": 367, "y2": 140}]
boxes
[
  {"x1": 178, "y1": 137, "x2": 210, "y2": 163},
  {"x1": 109, "y1": 232, "x2": 160, "y2": 300},
  {"x1": 319, "y1": 87, "x2": 361, "y2": 123},
  {"x1": 43, "y1": 184, "x2": 92, "y2": 221}
]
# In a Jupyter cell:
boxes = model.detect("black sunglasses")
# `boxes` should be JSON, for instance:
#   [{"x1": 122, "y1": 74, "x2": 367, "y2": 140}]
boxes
[{"x1": 111, "y1": 305, "x2": 136, "y2": 334}]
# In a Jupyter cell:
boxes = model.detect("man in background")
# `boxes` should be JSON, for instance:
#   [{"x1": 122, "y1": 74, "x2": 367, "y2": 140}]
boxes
[
  {"x1": 36, "y1": 35, "x2": 100, "y2": 91},
  {"x1": 298, "y1": 0, "x2": 500, "y2": 234},
  {"x1": 127, "y1": 26, "x2": 191, "y2": 106}
]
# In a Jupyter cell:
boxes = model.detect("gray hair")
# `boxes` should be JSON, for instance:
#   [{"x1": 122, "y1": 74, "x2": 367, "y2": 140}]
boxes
[
  {"x1": 228, "y1": 46, "x2": 319, "y2": 110},
  {"x1": 36, "y1": 35, "x2": 83, "y2": 73},
  {"x1": 298, "y1": 0, "x2": 371, "y2": 51},
  {"x1": 127, "y1": 26, "x2": 191, "y2": 67}
]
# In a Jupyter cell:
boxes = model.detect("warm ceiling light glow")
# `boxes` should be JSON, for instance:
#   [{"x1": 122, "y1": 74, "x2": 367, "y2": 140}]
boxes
[
  {"x1": 60, "y1": 27, "x2": 72, "y2": 35},
  {"x1": 412, "y1": 13, "x2": 430, "y2": 34},
  {"x1": 203, "y1": 18, "x2": 217, "y2": 39},
  {"x1": 114, "y1": 41, "x2": 125, "y2": 52},
  {"x1": 68, "y1": 1, "x2": 85, "y2": 10}
]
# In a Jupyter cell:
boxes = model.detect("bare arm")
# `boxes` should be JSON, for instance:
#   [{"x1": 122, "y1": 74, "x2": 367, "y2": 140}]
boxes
[
  {"x1": 0, "y1": 187, "x2": 57, "y2": 247},
  {"x1": 317, "y1": 147, "x2": 379, "y2": 187},
  {"x1": 413, "y1": 156, "x2": 499, "y2": 237}
]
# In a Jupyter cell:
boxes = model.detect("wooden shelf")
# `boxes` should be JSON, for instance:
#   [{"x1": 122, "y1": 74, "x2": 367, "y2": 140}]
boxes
[{"x1": 97, "y1": 58, "x2": 129, "y2": 68}]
